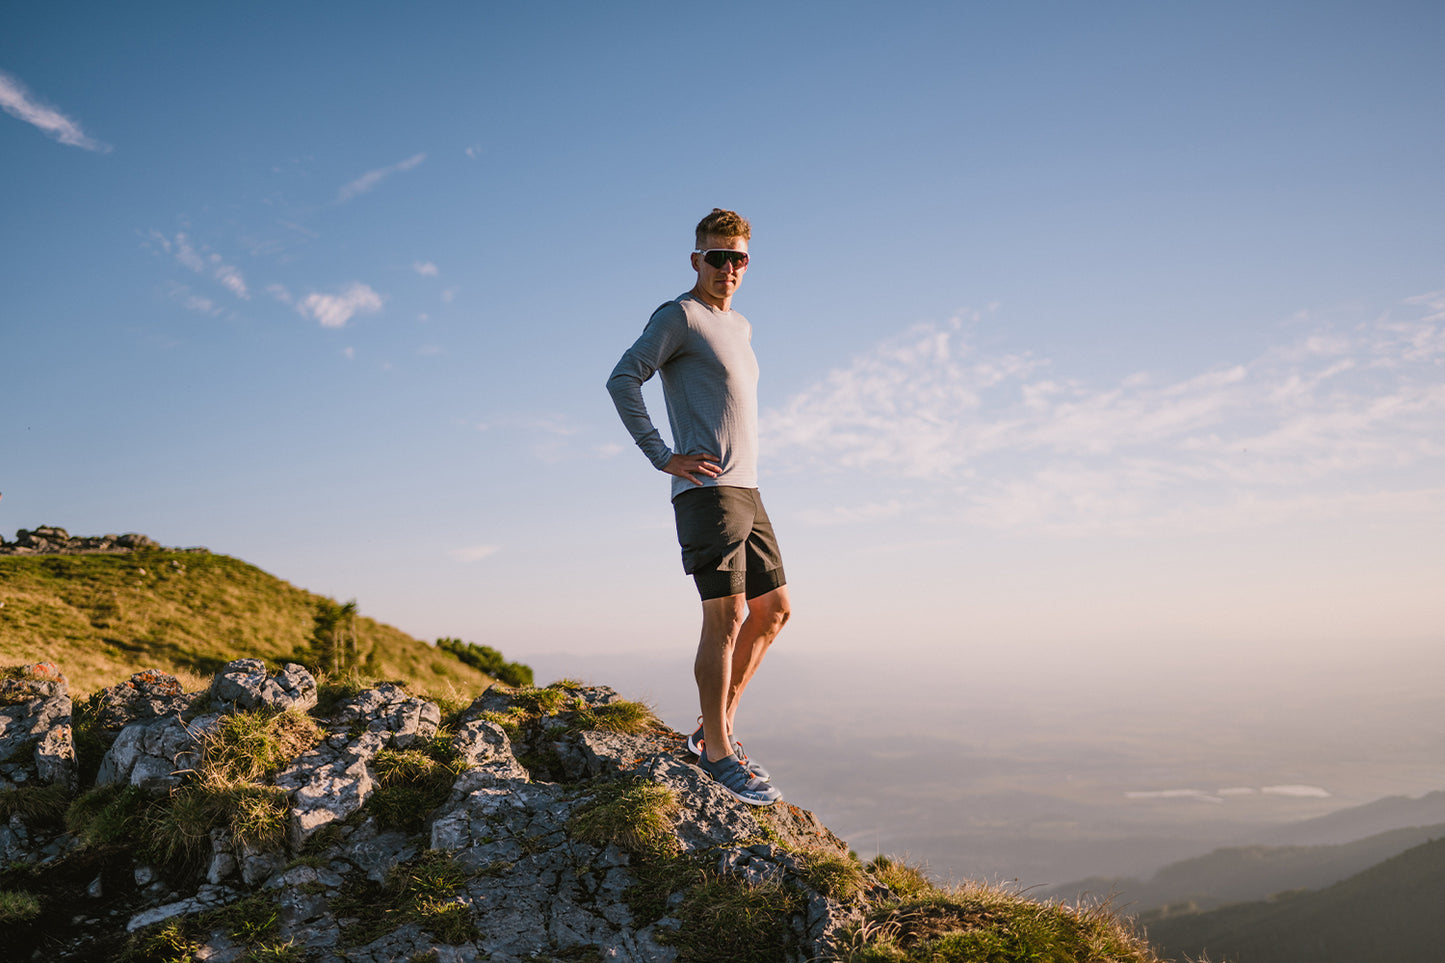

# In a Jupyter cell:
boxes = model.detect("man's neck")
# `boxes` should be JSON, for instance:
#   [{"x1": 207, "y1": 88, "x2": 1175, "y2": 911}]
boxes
[{"x1": 689, "y1": 285, "x2": 732, "y2": 312}]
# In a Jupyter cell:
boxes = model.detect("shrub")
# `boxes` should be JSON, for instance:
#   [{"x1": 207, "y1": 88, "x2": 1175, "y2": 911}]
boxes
[{"x1": 434, "y1": 638, "x2": 533, "y2": 687}]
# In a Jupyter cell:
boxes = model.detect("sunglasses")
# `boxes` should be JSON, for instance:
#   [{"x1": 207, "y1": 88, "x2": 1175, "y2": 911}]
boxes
[{"x1": 696, "y1": 249, "x2": 749, "y2": 269}]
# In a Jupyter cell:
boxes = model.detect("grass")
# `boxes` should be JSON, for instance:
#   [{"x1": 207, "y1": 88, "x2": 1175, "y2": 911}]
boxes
[
  {"x1": 0, "y1": 888, "x2": 42, "y2": 923},
  {"x1": 366, "y1": 736, "x2": 468, "y2": 833},
  {"x1": 198, "y1": 708, "x2": 320, "y2": 782},
  {"x1": 796, "y1": 847, "x2": 870, "y2": 902},
  {"x1": 0, "y1": 551, "x2": 500, "y2": 697},
  {"x1": 0, "y1": 782, "x2": 70, "y2": 827},
  {"x1": 835, "y1": 872, "x2": 1164, "y2": 963},
  {"x1": 333, "y1": 850, "x2": 478, "y2": 946},
  {"x1": 568, "y1": 778, "x2": 681, "y2": 860},
  {"x1": 666, "y1": 872, "x2": 805, "y2": 963}
]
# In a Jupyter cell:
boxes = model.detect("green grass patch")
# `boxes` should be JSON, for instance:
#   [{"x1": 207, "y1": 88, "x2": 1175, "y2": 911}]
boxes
[
  {"x1": 334, "y1": 850, "x2": 478, "y2": 946},
  {"x1": 569, "y1": 698, "x2": 658, "y2": 735},
  {"x1": 837, "y1": 881, "x2": 1163, "y2": 963},
  {"x1": 569, "y1": 779, "x2": 681, "y2": 860},
  {"x1": 0, "y1": 888, "x2": 41, "y2": 923},
  {"x1": 200, "y1": 708, "x2": 320, "y2": 781},
  {"x1": 0, "y1": 782, "x2": 70, "y2": 827},
  {"x1": 120, "y1": 918, "x2": 201, "y2": 963},
  {"x1": 795, "y1": 847, "x2": 869, "y2": 902},
  {"x1": 867, "y1": 855, "x2": 935, "y2": 901},
  {"x1": 666, "y1": 872, "x2": 805, "y2": 963},
  {"x1": 366, "y1": 736, "x2": 467, "y2": 833},
  {"x1": 66, "y1": 783, "x2": 148, "y2": 848}
]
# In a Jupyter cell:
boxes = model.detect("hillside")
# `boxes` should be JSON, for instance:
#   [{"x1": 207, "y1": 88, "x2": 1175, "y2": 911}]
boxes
[
  {"x1": 0, "y1": 530, "x2": 1169, "y2": 962},
  {"x1": 1045, "y1": 822, "x2": 1445, "y2": 916},
  {"x1": 1145, "y1": 836, "x2": 1445, "y2": 963},
  {"x1": 0, "y1": 528, "x2": 493, "y2": 696}
]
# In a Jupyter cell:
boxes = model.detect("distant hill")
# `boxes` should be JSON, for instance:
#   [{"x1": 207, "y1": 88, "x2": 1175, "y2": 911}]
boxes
[
  {"x1": 0, "y1": 540, "x2": 497, "y2": 696},
  {"x1": 1145, "y1": 836, "x2": 1445, "y2": 963},
  {"x1": 1044, "y1": 822, "x2": 1445, "y2": 916},
  {"x1": 1254, "y1": 790, "x2": 1445, "y2": 846}
]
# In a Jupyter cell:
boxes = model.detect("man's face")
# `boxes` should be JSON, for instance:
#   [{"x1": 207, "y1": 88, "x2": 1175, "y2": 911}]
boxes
[{"x1": 691, "y1": 234, "x2": 749, "y2": 308}]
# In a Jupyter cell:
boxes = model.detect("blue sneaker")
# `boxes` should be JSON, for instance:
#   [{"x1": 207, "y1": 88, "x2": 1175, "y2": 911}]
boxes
[
  {"x1": 698, "y1": 751, "x2": 783, "y2": 807},
  {"x1": 687, "y1": 720, "x2": 771, "y2": 781}
]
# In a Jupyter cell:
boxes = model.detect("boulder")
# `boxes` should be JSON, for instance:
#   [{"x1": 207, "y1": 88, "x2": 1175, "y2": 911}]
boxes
[
  {"x1": 210, "y1": 659, "x2": 318, "y2": 713},
  {"x1": 0, "y1": 662, "x2": 76, "y2": 791}
]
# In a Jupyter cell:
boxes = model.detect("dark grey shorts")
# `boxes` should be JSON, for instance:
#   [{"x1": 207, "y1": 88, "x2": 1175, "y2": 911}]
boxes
[{"x1": 672, "y1": 486, "x2": 787, "y2": 601}]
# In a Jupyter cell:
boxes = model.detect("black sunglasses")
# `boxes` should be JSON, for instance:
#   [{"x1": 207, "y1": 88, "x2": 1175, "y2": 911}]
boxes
[{"x1": 696, "y1": 249, "x2": 749, "y2": 269}]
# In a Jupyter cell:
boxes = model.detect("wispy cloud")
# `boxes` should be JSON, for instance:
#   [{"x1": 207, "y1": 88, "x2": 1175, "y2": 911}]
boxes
[
  {"x1": 337, "y1": 152, "x2": 426, "y2": 203},
  {"x1": 449, "y1": 544, "x2": 500, "y2": 563},
  {"x1": 414, "y1": 261, "x2": 439, "y2": 277},
  {"x1": 152, "y1": 231, "x2": 249, "y2": 299},
  {"x1": 0, "y1": 69, "x2": 110, "y2": 152},
  {"x1": 763, "y1": 294, "x2": 1445, "y2": 536},
  {"x1": 298, "y1": 282, "x2": 383, "y2": 328}
]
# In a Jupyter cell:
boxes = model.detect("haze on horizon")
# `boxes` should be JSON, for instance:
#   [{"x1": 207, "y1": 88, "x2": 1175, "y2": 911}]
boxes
[{"x1": 3, "y1": 3, "x2": 1442, "y2": 879}]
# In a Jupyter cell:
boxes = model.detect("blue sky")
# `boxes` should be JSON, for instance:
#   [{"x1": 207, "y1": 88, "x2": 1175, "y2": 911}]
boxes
[{"x1": 3, "y1": 2, "x2": 1442, "y2": 699}]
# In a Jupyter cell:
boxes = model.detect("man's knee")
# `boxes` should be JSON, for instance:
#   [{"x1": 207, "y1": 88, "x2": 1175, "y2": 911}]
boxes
[
  {"x1": 701, "y1": 594, "x2": 747, "y2": 640},
  {"x1": 750, "y1": 588, "x2": 791, "y2": 633}
]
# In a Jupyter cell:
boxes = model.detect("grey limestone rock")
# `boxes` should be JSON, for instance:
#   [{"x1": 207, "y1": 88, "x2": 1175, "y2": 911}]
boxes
[
  {"x1": 0, "y1": 662, "x2": 76, "y2": 791},
  {"x1": 84, "y1": 668, "x2": 200, "y2": 735},
  {"x1": 9, "y1": 669, "x2": 881, "y2": 962},
  {"x1": 210, "y1": 659, "x2": 318, "y2": 713},
  {"x1": 97, "y1": 712, "x2": 221, "y2": 794}
]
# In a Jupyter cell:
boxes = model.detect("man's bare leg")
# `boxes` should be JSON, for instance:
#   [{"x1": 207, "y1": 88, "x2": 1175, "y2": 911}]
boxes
[
  {"x1": 695, "y1": 585, "x2": 791, "y2": 763},
  {"x1": 695, "y1": 594, "x2": 746, "y2": 763},
  {"x1": 724, "y1": 585, "x2": 791, "y2": 736}
]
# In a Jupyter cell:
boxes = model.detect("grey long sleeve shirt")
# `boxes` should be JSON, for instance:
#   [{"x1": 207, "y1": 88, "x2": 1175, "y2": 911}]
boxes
[{"x1": 606, "y1": 292, "x2": 760, "y2": 501}]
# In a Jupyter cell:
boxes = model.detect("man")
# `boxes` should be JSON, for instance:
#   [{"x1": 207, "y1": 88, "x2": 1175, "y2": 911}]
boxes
[{"x1": 606, "y1": 208, "x2": 790, "y2": 806}]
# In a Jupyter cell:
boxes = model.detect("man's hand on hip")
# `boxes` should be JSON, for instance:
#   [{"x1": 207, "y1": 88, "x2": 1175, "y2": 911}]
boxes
[{"x1": 665, "y1": 453, "x2": 721, "y2": 486}]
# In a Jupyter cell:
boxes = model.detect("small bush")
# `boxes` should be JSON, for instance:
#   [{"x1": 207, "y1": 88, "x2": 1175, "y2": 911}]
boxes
[{"x1": 434, "y1": 638, "x2": 533, "y2": 687}]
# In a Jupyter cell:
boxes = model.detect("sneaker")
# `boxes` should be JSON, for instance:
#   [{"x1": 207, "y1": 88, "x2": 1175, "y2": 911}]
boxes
[
  {"x1": 698, "y1": 751, "x2": 783, "y2": 806},
  {"x1": 687, "y1": 720, "x2": 772, "y2": 781}
]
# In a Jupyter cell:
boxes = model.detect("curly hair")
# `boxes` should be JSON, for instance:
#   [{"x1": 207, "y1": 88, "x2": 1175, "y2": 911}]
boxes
[{"x1": 694, "y1": 208, "x2": 751, "y2": 247}]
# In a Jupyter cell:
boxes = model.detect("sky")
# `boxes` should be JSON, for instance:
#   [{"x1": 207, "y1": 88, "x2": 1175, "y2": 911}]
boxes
[{"x1": 3, "y1": 2, "x2": 1443, "y2": 723}]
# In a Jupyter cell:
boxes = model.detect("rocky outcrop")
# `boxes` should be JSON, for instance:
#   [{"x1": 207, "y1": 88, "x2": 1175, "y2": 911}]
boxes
[
  {"x1": 0, "y1": 660, "x2": 885, "y2": 962},
  {"x1": 0, "y1": 662, "x2": 76, "y2": 792},
  {"x1": 0, "y1": 526, "x2": 207, "y2": 556}
]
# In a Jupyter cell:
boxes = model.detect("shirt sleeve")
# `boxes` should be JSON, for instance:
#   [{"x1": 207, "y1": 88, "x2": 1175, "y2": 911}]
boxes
[{"x1": 606, "y1": 303, "x2": 686, "y2": 470}]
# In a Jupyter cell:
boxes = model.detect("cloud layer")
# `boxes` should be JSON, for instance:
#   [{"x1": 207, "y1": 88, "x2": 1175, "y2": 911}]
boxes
[
  {"x1": 763, "y1": 294, "x2": 1445, "y2": 536},
  {"x1": 0, "y1": 70, "x2": 110, "y2": 152}
]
